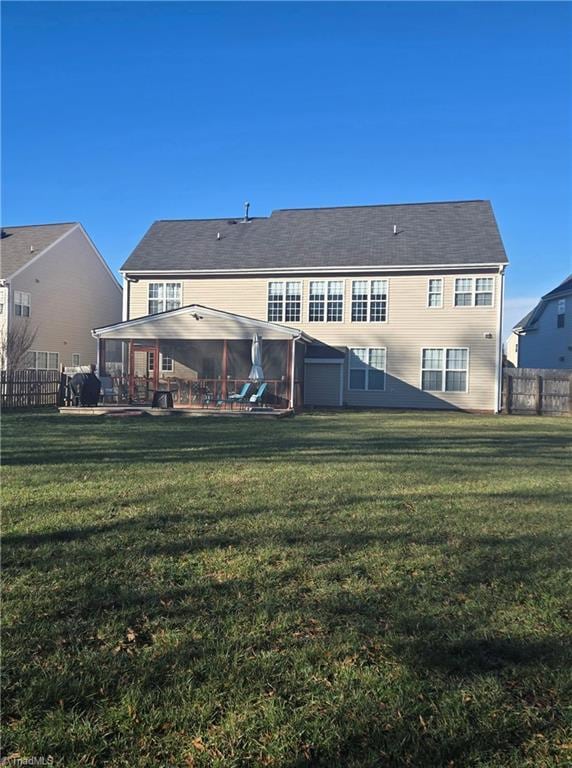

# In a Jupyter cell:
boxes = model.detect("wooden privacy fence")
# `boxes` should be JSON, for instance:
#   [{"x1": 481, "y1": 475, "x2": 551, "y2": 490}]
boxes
[
  {"x1": 503, "y1": 368, "x2": 572, "y2": 416},
  {"x1": 1, "y1": 369, "x2": 63, "y2": 409}
]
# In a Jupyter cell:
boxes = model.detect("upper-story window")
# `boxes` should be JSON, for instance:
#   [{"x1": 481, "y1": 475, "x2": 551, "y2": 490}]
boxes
[
  {"x1": 427, "y1": 279, "x2": 443, "y2": 308},
  {"x1": 308, "y1": 280, "x2": 344, "y2": 322},
  {"x1": 351, "y1": 280, "x2": 388, "y2": 322},
  {"x1": 454, "y1": 277, "x2": 493, "y2": 307},
  {"x1": 148, "y1": 283, "x2": 182, "y2": 315},
  {"x1": 557, "y1": 298, "x2": 566, "y2": 328},
  {"x1": 267, "y1": 281, "x2": 301, "y2": 323},
  {"x1": 14, "y1": 291, "x2": 31, "y2": 317}
]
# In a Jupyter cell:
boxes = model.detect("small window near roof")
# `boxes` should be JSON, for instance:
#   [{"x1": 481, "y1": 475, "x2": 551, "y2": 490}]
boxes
[
  {"x1": 14, "y1": 291, "x2": 31, "y2": 317},
  {"x1": 72, "y1": 353, "x2": 80, "y2": 367},
  {"x1": 557, "y1": 298, "x2": 566, "y2": 328}
]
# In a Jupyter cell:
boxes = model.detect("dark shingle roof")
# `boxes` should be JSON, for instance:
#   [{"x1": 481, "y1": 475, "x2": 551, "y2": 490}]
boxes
[
  {"x1": 121, "y1": 200, "x2": 508, "y2": 272},
  {"x1": 514, "y1": 274, "x2": 572, "y2": 331},
  {"x1": 0, "y1": 223, "x2": 77, "y2": 278},
  {"x1": 542, "y1": 274, "x2": 572, "y2": 300}
]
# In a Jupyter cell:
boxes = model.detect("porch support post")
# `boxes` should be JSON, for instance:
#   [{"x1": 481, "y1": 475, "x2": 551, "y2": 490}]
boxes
[
  {"x1": 289, "y1": 337, "x2": 296, "y2": 410},
  {"x1": 221, "y1": 340, "x2": 228, "y2": 401},
  {"x1": 153, "y1": 339, "x2": 160, "y2": 391},
  {"x1": 128, "y1": 340, "x2": 135, "y2": 401},
  {"x1": 98, "y1": 338, "x2": 106, "y2": 376}
]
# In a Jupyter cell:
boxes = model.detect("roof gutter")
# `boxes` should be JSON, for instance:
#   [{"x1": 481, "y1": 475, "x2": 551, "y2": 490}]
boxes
[{"x1": 119, "y1": 263, "x2": 506, "y2": 277}]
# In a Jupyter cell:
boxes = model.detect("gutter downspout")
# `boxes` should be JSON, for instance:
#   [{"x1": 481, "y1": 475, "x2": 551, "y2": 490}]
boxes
[
  {"x1": 495, "y1": 266, "x2": 506, "y2": 413},
  {"x1": 289, "y1": 333, "x2": 302, "y2": 410},
  {"x1": 2, "y1": 281, "x2": 11, "y2": 368}
]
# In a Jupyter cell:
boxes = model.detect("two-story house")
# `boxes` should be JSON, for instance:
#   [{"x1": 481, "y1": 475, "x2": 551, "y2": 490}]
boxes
[
  {"x1": 92, "y1": 200, "x2": 508, "y2": 412},
  {"x1": 1, "y1": 223, "x2": 122, "y2": 370},
  {"x1": 506, "y1": 274, "x2": 572, "y2": 368}
]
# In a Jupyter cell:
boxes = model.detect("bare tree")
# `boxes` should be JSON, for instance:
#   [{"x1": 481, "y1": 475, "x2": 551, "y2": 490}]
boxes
[{"x1": 1, "y1": 321, "x2": 38, "y2": 370}]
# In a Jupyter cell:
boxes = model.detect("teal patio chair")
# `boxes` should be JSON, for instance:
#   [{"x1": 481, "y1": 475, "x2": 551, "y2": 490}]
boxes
[{"x1": 248, "y1": 382, "x2": 267, "y2": 406}]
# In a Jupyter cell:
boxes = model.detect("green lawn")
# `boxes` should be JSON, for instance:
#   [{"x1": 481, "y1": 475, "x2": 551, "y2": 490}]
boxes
[{"x1": 2, "y1": 410, "x2": 571, "y2": 767}]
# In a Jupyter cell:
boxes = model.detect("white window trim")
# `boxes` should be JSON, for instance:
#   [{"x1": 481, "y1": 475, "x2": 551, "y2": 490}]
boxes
[
  {"x1": 350, "y1": 279, "x2": 389, "y2": 323},
  {"x1": 347, "y1": 347, "x2": 387, "y2": 391},
  {"x1": 427, "y1": 278, "x2": 444, "y2": 309},
  {"x1": 453, "y1": 276, "x2": 495, "y2": 308},
  {"x1": 147, "y1": 282, "x2": 183, "y2": 315},
  {"x1": 419, "y1": 347, "x2": 470, "y2": 394},
  {"x1": 72, "y1": 353, "x2": 81, "y2": 366},
  {"x1": 308, "y1": 279, "x2": 345, "y2": 323},
  {"x1": 266, "y1": 280, "x2": 303, "y2": 323}
]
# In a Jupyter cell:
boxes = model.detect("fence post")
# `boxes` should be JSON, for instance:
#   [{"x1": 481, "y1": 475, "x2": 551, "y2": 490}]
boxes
[
  {"x1": 535, "y1": 375, "x2": 542, "y2": 415},
  {"x1": 502, "y1": 373, "x2": 509, "y2": 414}
]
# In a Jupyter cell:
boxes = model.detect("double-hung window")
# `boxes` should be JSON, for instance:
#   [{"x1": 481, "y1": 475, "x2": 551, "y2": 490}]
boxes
[
  {"x1": 72, "y1": 353, "x2": 81, "y2": 367},
  {"x1": 148, "y1": 282, "x2": 182, "y2": 315},
  {"x1": 308, "y1": 281, "x2": 326, "y2": 321},
  {"x1": 427, "y1": 279, "x2": 443, "y2": 308},
  {"x1": 327, "y1": 281, "x2": 344, "y2": 321},
  {"x1": 14, "y1": 291, "x2": 31, "y2": 317},
  {"x1": 421, "y1": 348, "x2": 468, "y2": 393},
  {"x1": 348, "y1": 348, "x2": 386, "y2": 391},
  {"x1": 475, "y1": 278, "x2": 494, "y2": 306},
  {"x1": 308, "y1": 280, "x2": 344, "y2": 322},
  {"x1": 454, "y1": 277, "x2": 493, "y2": 307},
  {"x1": 351, "y1": 280, "x2": 388, "y2": 321},
  {"x1": 267, "y1": 282, "x2": 301, "y2": 322}
]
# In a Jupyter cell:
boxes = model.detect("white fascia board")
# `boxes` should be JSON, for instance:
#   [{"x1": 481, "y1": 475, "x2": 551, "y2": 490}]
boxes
[
  {"x1": 92, "y1": 303, "x2": 308, "y2": 339},
  {"x1": 304, "y1": 358, "x2": 344, "y2": 364}
]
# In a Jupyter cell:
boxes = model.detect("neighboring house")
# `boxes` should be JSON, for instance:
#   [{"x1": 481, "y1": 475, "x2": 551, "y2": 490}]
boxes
[
  {"x1": 0, "y1": 223, "x2": 122, "y2": 370},
  {"x1": 93, "y1": 200, "x2": 508, "y2": 412},
  {"x1": 508, "y1": 274, "x2": 572, "y2": 369}
]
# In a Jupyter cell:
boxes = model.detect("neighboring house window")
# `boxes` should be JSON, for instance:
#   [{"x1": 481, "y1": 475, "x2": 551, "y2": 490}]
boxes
[
  {"x1": 421, "y1": 348, "x2": 468, "y2": 392},
  {"x1": 14, "y1": 291, "x2": 31, "y2": 317},
  {"x1": 557, "y1": 299, "x2": 566, "y2": 328},
  {"x1": 454, "y1": 277, "x2": 493, "y2": 307},
  {"x1": 352, "y1": 280, "x2": 388, "y2": 321},
  {"x1": 148, "y1": 282, "x2": 182, "y2": 314},
  {"x1": 25, "y1": 351, "x2": 59, "y2": 370},
  {"x1": 72, "y1": 353, "x2": 81, "y2": 366},
  {"x1": 308, "y1": 281, "x2": 325, "y2": 322},
  {"x1": 427, "y1": 278, "x2": 443, "y2": 308},
  {"x1": 348, "y1": 348, "x2": 386, "y2": 391},
  {"x1": 267, "y1": 282, "x2": 301, "y2": 323},
  {"x1": 148, "y1": 352, "x2": 173, "y2": 372},
  {"x1": 475, "y1": 278, "x2": 494, "y2": 306}
]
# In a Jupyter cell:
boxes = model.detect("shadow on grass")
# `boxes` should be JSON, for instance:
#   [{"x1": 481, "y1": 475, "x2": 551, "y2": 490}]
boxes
[{"x1": 3, "y1": 411, "x2": 571, "y2": 766}]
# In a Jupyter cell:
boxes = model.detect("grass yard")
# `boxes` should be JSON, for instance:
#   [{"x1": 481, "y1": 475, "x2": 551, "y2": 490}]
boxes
[{"x1": 2, "y1": 410, "x2": 571, "y2": 767}]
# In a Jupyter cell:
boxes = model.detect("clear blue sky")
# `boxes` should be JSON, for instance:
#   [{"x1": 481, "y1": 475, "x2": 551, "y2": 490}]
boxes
[{"x1": 2, "y1": 1, "x2": 571, "y2": 334}]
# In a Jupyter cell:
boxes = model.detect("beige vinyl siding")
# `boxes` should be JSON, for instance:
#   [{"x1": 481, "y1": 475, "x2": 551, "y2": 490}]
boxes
[
  {"x1": 128, "y1": 271, "x2": 501, "y2": 411},
  {"x1": 10, "y1": 226, "x2": 122, "y2": 368}
]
